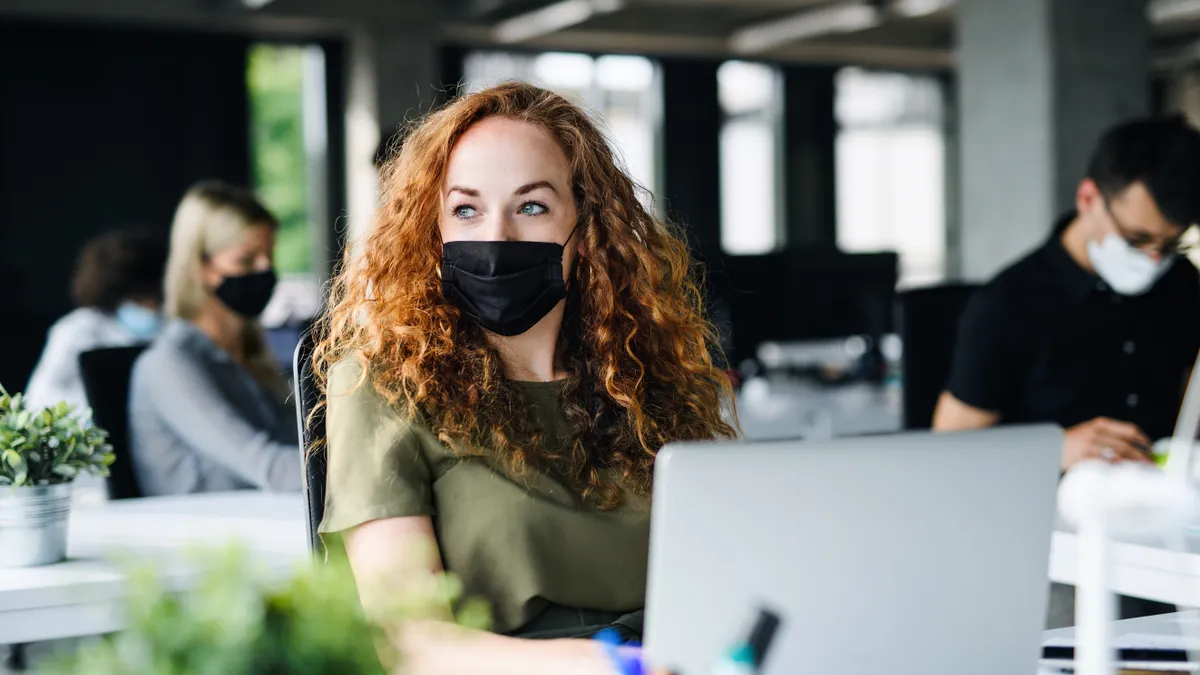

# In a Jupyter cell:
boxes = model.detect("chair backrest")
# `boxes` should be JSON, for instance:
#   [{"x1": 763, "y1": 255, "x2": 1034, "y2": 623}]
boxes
[
  {"x1": 896, "y1": 283, "x2": 981, "y2": 430},
  {"x1": 293, "y1": 330, "x2": 327, "y2": 556},
  {"x1": 78, "y1": 345, "x2": 147, "y2": 500}
]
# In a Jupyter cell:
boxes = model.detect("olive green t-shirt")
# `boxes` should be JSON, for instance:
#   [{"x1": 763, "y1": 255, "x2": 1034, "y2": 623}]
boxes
[{"x1": 318, "y1": 361, "x2": 650, "y2": 633}]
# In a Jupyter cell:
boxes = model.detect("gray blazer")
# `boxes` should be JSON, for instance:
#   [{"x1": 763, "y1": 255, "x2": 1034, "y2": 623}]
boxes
[{"x1": 128, "y1": 320, "x2": 302, "y2": 496}]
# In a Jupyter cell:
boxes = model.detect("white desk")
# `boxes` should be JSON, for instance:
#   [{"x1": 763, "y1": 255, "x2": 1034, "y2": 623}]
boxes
[
  {"x1": 0, "y1": 492, "x2": 307, "y2": 645},
  {"x1": 1050, "y1": 523, "x2": 1200, "y2": 608},
  {"x1": 1042, "y1": 611, "x2": 1200, "y2": 672},
  {"x1": 736, "y1": 377, "x2": 903, "y2": 441}
]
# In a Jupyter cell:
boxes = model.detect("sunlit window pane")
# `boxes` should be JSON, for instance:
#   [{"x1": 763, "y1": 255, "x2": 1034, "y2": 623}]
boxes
[
  {"x1": 718, "y1": 60, "x2": 782, "y2": 255},
  {"x1": 835, "y1": 67, "x2": 946, "y2": 286},
  {"x1": 596, "y1": 55, "x2": 655, "y2": 92},
  {"x1": 462, "y1": 51, "x2": 662, "y2": 202}
]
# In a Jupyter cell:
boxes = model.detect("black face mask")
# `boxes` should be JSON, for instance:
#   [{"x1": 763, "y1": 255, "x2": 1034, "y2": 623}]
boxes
[
  {"x1": 214, "y1": 269, "x2": 277, "y2": 319},
  {"x1": 441, "y1": 233, "x2": 574, "y2": 337}
]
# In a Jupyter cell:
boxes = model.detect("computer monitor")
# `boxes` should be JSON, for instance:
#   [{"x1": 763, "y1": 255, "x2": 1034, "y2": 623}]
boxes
[{"x1": 710, "y1": 249, "x2": 898, "y2": 363}]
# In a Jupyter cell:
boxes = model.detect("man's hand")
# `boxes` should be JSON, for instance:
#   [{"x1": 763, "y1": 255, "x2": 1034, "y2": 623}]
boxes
[{"x1": 1062, "y1": 417, "x2": 1153, "y2": 470}]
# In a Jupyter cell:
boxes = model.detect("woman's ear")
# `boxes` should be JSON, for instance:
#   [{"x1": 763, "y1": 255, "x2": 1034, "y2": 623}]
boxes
[{"x1": 198, "y1": 257, "x2": 221, "y2": 291}]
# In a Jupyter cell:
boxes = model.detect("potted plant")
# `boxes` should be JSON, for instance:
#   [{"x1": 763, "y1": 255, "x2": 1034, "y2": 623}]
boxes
[
  {"x1": 0, "y1": 384, "x2": 115, "y2": 567},
  {"x1": 47, "y1": 547, "x2": 491, "y2": 674}
]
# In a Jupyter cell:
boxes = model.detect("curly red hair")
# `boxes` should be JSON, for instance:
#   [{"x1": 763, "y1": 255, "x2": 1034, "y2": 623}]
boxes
[{"x1": 315, "y1": 81, "x2": 736, "y2": 508}]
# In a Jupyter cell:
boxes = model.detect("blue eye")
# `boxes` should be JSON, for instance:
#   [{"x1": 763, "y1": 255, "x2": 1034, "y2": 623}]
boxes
[
  {"x1": 453, "y1": 205, "x2": 479, "y2": 219},
  {"x1": 519, "y1": 202, "x2": 549, "y2": 216}
]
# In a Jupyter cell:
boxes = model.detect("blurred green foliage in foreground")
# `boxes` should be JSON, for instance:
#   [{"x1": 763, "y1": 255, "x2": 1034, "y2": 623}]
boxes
[{"x1": 47, "y1": 547, "x2": 491, "y2": 674}]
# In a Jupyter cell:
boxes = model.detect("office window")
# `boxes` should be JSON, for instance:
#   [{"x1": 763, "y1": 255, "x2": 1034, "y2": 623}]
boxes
[
  {"x1": 462, "y1": 51, "x2": 662, "y2": 202},
  {"x1": 247, "y1": 43, "x2": 328, "y2": 326},
  {"x1": 835, "y1": 67, "x2": 946, "y2": 286},
  {"x1": 718, "y1": 61, "x2": 784, "y2": 255}
]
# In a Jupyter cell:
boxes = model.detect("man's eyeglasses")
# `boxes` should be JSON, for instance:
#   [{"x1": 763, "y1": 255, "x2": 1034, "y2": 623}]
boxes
[{"x1": 1104, "y1": 200, "x2": 1197, "y2": 257}]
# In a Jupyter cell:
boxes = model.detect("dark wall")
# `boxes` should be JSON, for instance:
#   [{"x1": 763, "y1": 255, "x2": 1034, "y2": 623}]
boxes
[
  {"x1": 660, "y1": 58, "x2": 722, "y2": 259},
  {"x1": 0, "y1": 19, "x2": 253, "y2": 391}
]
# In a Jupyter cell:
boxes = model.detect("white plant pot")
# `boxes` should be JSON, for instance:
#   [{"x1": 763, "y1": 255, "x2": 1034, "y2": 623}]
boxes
[{"x1": 0, "y1": 483, "x2": 73, "y2": 567}]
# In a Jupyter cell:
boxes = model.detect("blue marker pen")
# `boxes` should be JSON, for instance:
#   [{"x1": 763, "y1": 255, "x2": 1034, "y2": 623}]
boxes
[
  {"x1": 711, "y1": 608, "x2": 782, "y2": 675},
  {"x1": 711, "y1": 643, "x2": 756, "y2": 675}
]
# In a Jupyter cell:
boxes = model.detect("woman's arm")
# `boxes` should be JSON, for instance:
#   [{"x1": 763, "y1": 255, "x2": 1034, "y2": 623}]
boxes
[
  {"x1": 134, "y1": 349, "x2": 300, "y2": 491},
  {"x1": 344, "y1": 516, "x2": 615, "y2": 675}
]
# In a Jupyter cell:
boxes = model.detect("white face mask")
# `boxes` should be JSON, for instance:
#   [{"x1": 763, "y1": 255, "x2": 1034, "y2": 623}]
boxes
[{"x1": 1086, "y1": 234, "x2": 1174, "y2": 296}]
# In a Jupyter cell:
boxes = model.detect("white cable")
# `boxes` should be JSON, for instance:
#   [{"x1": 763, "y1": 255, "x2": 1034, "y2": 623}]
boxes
[{"x1": 1165, "y1": 348, "x2": 1200, "y2": 482}]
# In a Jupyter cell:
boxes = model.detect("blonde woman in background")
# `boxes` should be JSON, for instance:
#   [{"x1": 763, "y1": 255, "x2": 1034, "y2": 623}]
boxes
[{"x1": 128, "y1": 181, "x2": 301, "y2": 496}]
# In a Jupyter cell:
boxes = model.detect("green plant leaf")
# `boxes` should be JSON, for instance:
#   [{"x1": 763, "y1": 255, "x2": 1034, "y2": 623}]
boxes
[
  {"x1": 52, "y1": 464, "x2": 78, "y2": 478},
  {"x1": 3, "y1": 449, "x2": 23, "y2": 470},
  {"x1": 0, "y1": 393, "x2": 118, "y2": 486}
]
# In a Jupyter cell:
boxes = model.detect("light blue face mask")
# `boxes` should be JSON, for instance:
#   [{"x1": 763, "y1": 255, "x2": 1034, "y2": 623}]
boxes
[{"x1": 115, "y1": 302, "x2": 163, "y2": 341}]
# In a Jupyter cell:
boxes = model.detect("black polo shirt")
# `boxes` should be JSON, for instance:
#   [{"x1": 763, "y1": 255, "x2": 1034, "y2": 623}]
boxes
[{"x1": 945, "y1": 213, "x2": 1200, "y2": 441}]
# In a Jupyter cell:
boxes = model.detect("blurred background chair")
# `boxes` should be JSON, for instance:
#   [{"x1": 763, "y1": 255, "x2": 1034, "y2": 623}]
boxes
[
  {"x1": 79, "y1": 345, "x2": 147, "y2": 500},
  {"x1": 292, "y1": 329, "x2": 326, "y2": 557},
  {"x1": 895, "y1": 284, "x2": 980, "y2": 430}
]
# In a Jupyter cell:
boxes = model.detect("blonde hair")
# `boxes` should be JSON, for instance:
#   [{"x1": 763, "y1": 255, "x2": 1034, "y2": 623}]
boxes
[{"x1": 164, "y1": 181, "x2": 285, "y2": 397}]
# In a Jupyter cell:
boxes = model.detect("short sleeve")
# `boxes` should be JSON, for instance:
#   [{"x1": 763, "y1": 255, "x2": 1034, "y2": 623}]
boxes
[
  {"x1": 318, "y1": 359, "x2": 434, "y2": 534},
  {"x1": 944, "y1": 287, "x2": 1025, "y2": 415}
]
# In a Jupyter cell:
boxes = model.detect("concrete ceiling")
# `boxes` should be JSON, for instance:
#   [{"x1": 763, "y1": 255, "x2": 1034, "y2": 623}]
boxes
[
  {"x1": 442, "y1": 0, "x2": 1200, "y2": 71},
  {"x1": 3, "y1": 0, "x2": 1200, "y2": 71}
]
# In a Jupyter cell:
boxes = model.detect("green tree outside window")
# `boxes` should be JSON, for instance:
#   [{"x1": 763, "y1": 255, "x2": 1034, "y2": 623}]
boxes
[{"x1": 248, "y1": 44, "x2": 311, "y2": 275}]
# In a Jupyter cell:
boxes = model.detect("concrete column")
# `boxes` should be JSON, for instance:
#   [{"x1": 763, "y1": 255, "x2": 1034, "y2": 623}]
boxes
[
  {"x1": 344, "y1": 27, "x2": 439, "y2": 242},
  {"x1": 955, "y1": 0, "x2": 1150, "y2": 280}
]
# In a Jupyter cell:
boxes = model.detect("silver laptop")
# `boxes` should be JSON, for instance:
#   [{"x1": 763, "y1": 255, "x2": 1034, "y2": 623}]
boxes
[{"x1": 644, "y1": 425, "x2": 1062, "y2": 675}]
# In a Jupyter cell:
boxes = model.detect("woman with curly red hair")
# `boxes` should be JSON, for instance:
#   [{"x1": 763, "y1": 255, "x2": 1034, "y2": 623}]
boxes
[{"x1": 315, "y1": 81, "x2": 735, "y2": 673}]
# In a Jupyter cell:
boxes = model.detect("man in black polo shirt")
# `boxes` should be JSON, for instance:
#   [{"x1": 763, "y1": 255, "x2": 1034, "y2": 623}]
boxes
[{"x1": 935, "y1": 116, "x2": 1200, "y2": 471}]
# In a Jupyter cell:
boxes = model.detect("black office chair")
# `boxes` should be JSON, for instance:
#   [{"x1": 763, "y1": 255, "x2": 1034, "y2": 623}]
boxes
[
  {"x1": 79, "y1": 346, "x2": 147, "y2": 500},
  {"x1": 293, "y1": 330, "x2": 327, "y2": 557},
  {"x1": 895, "y1": 284, "x2": 981, "y2": 430}
]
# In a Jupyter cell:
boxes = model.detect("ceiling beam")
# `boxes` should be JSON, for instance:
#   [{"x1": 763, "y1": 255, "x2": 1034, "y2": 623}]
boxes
[
  {"x1": 730, "y1": 1, "x2": 882, "y2": 55},
  {"x1": 890, "y1": 0, "x2": 955, "y2": 18},
  {"x1": 1150, "y1": 0, "x2": 1200, "y2": 24},
  {"x1": 446, "y1": 23, "x2": 954, "y2": 70},
  {"x1": 491, "y1": 0, "x2": 624, "y2": 44}
]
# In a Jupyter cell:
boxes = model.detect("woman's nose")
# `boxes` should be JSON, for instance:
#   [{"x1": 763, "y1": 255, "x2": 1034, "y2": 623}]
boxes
[{"x1": 482, "y1": 214, "x2": 519, "y2": 242}]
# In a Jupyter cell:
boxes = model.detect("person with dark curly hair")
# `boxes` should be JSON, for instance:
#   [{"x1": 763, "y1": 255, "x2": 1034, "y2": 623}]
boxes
[
  {"x1": 314, "y1": 82, "x2": 736, "y2": 673},
  {"x1": 25, "y1": 228, "x2": 167, "y2": 412}
]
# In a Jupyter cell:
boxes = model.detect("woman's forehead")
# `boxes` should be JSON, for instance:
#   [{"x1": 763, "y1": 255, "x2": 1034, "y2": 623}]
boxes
[{"x1": 444, "y1": 118, "x2": 570, "y2": 192}]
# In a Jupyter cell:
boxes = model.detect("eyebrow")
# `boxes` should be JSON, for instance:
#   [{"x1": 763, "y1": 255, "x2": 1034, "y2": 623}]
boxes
[
  {"x1": 515, "y1": 181, "x2": 557, "y2": 196},
  {"x1": 446, "y1": 181, "x2": 559, "y2": 198}
]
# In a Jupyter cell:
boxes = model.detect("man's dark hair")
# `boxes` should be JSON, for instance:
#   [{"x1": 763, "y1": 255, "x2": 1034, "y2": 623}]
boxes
[
  {"x1": 71, "y1": 228, "x2": 168, "y2": 312},
  {"x1": 1087, "y1": 115, "x2": 1200, "y2": 228}
]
